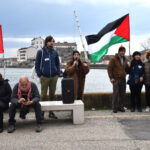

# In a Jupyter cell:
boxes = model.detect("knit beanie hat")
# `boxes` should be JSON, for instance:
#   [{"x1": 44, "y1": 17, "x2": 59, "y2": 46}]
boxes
[{"x1": 132, "y1": 51, "x2": 141, "y2": 58}]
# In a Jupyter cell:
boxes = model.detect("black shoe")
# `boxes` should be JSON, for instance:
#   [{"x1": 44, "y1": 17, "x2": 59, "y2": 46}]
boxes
[
  {"x1": 130, "y1": 108, "x2": 135, "y2": 112},
  {"x1": 113, "y1": 109, "x2": 117, "y2": 113},
  {"x1": 0, "y1": 128, "x2": 3, "y2": 133},
  {"x1": 118, "y1": 108, "x2": 125, "y2": 112},
  {"x1": 138, "y1": 108, "x2": 142, "y2": 112},
  {"x1": 7, "y1": 125, "x2": 15, "y2": 133},
  {"x1": 35, "y1": 124, "x2": 42, "y2": 132},
  {"x1": 20, "y1": 113, "x2": 26, "y2": 119},
  {"x1": 49, "y1": 111, "x2": 58, "y2": 119}
]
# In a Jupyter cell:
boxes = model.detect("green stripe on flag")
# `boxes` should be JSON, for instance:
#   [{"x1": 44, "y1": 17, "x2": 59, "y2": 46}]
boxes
[{"x1": 89, "y1": 35, "x2": 128, "y2": 62}]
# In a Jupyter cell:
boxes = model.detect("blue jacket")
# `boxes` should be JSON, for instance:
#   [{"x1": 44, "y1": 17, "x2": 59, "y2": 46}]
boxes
[
  {"x1": 126, "y1": 60, "x2": 144, "y2": 85},
  {"x1": 35, "y1": 47, "x2": 60, "y2": 78}
]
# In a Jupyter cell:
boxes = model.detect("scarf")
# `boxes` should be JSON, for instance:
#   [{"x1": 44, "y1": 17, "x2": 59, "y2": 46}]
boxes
[{"x1": 18, "y1": 81, "x2": 31, "y2": 102}]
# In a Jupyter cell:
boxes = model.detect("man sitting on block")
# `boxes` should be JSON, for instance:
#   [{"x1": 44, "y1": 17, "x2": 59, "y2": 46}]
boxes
[{"x1": 8, "y1": 75, "x2": 42, "y2": 133}]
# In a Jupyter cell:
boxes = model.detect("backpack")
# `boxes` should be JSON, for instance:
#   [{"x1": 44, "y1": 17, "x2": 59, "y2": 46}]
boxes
[{"x1": 31, "y1": 49, "x2": 43, "y2": 83}]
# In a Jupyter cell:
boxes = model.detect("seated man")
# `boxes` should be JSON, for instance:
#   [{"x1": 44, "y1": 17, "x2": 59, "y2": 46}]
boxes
[{"x1": 8, "y1": 76, "x2": 42, "y2": 133}]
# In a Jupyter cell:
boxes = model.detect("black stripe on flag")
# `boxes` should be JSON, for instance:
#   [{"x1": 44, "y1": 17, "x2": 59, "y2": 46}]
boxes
[{"x1": 85, "y1": 14, "x2": 128, "y2": 45}]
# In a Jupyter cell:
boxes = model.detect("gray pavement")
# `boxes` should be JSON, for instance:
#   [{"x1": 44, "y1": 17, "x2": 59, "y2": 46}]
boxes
[{"x1": 1, "y1": 110, "x2": 150, "y2": 150}]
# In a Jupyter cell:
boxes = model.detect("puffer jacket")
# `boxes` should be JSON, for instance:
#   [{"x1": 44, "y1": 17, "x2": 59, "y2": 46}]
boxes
[
  {"x1": 0, "y1": 79, "x2": 12, "y2": 108},
  {"x1": 35, "y1": 46, "x2": 60, "y2": 78}
]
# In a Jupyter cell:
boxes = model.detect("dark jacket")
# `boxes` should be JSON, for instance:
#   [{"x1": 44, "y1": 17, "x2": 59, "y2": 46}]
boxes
[
  {"x1": 144, "y1": 60, "x2": 150, "y2": 85},
  {"x1": 107, "y1": 54, "x2": 127, "y2": 80},
  {"x1": 11, "y1": 82, "x2": 40, "y2": 104},
  {"x1": 126, "y1": 60, "x2": 144, "y2": 85},
  {"x1": 0, "y1": 79, "x2": 12, "y2": 108},
  {"x1": 35, "y1": 46, "x2": 60, "y2": 78},
  {"x1": 65, "y1": 59, "x2": 89, "y2": 100}
]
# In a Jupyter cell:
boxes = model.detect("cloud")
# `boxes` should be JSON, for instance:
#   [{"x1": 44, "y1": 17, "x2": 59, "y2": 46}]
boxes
[
  {"x1": 38, "y1": 0, "x2": 150, "y2": 7},
  {"x1": 4, "y1": 38, "x2": 32, "y2": 43}
]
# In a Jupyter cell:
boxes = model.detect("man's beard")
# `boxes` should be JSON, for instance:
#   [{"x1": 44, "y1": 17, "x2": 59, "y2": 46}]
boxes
[{"x1": 21, "y1": 85, "x2": 29, "y2": 92}]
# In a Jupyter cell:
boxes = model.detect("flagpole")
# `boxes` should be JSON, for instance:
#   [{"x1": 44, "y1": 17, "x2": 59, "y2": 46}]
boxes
[
  {"x1": 74, "y1": 10, "x2": 89, "y2": 62},
  {"x1": 3, "y1": 53, "x2": 5, "y2": 79}
]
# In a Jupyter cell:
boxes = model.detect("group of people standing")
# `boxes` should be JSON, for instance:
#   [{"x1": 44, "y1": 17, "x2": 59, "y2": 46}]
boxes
[
  {"x1": 0, "y1": 35, "x2": 89, "y2": 133},
  {"x1": 0, "y1": 35, "x2": 150, "y2": 133},
  {"x1": 108, "y1": 46, "x2": 150, "y2": 113}
]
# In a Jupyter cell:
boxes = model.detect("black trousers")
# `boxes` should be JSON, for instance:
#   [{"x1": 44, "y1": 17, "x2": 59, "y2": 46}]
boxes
[
  {"x1": 8, "y1": 102, "x2": 42, "y2": 125},
  {"x1": 129, "y1": 83, "x2": 143, "y2": 109},
  {"x1": 145, "y1": 85, "x2": 150, "y2": 107},
  {"x1": 0, "y1": 106, "x2": 8, "y2": 128}
]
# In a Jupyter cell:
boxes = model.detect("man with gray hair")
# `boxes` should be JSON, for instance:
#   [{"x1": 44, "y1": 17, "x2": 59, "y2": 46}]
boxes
[{"x1": 8, "y1": 76, "x2": 42, "y2": 133}]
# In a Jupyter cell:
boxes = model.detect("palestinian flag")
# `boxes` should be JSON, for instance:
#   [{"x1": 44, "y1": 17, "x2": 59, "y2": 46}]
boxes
[
  {"x1": 0, "y1": 25, "x2": 4, "y2": 54},
  {"x1": 85, "y1": 14, "x2": 130, "y2": 63}
]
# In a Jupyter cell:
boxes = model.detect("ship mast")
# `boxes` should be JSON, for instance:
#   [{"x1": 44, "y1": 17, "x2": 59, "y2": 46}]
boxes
[{"x1": 74, "y1": 10, "x2": 89, "y2": 62}]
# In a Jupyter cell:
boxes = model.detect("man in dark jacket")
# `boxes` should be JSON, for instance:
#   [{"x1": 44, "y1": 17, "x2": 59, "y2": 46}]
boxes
[
  {"x1": 107, "y1": 46, "x2": 127, "y2": 113},
  {"x1": 8, "y1": 76, "x2": 42, "y2": 133},
  {"x1": 35, "y1": 35, "x2": 60, "y2": 119},
  {"x1": 0, "y1": 73, "x2": 12, "y2": 133}
]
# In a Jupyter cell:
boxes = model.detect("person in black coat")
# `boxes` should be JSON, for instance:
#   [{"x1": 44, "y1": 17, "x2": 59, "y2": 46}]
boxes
[
  {"x1": 0, "y1": 73, "x2": 12, "y2": 133},
  {"x1": 126, "y1": 51, "x2": 144, "y2": 112}
]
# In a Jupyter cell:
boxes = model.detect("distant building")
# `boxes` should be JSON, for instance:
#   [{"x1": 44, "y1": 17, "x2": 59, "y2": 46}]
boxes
[
  {"x1": 54, "y1": 42, "x2": 77, "y2": 63},
  {"x1": 17, "y1": 37, "x2": 77, "y2": 63},
  {"x1": 17, "y1": 37, "x2": 44, "y2": 62}
]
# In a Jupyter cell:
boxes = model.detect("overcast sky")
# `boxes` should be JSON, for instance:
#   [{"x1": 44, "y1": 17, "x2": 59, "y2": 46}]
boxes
[{"x1": 0, "y1": 0, "x2": 150, "y2": 57}]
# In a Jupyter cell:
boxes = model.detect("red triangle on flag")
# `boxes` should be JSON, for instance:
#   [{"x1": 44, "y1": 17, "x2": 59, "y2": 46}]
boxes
[
  {"x1": 0, "y1": 25, "x2": 4, "y2": 54},
  {"x1": 115, "y1": 14, "x2": 130, "y2": 41}
]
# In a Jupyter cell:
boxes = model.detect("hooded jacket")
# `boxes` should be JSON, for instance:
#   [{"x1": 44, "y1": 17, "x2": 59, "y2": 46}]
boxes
[{"x1": 35, "y1": 46, "x2": 60, "y2": 78}]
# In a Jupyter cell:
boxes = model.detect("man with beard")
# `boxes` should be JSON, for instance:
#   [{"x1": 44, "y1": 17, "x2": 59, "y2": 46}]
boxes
[
  {"x1": 65, "y1": 50, "x2": 89, "y2": 101},
  {"x1": 8, "y1": 76, "x2": 42, "y2": 133}
]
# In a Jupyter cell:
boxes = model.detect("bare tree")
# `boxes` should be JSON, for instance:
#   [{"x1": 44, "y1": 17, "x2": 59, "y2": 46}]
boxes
[{"x1": 141, "y1": 38, "x2": 150, "y2": 50}]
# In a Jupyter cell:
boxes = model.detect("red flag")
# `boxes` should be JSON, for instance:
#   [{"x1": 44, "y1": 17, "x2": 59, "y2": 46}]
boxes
[{"x1": 0, "y1": 25, "x2": 4, "y2": 54}]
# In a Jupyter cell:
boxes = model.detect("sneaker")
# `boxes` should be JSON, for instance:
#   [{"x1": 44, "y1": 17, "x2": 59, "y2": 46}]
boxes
[
  {"x1": 35, "y1": 124, "x2": 42, "y2": 132},
  {"x1": 118, "y1": 108, "x2": 125, "y2": 112},
  {"x1": 7, "y1": 125, "x2": 15, "y2": 133},
  {"x1": 49, "y1": 111, "x2": 58, "y2": 119},
  {"x1": 145, "y1": 106, "x2": 150, "y2": 112}
]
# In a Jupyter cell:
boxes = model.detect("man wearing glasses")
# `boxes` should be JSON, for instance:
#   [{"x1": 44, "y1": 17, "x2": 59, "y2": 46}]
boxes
[{"x1": 35, "y1": 35, "x2": 60, "y2": 119}]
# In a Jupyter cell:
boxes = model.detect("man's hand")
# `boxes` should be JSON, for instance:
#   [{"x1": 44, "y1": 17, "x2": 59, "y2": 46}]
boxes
[
  {"x1": 18, "y1": 98, "x2": 25, "y2": 104},
  {"x1": 23, "y1": 100, "x2": 33, "y2": 106},
  {"x1": 140, "y1": 77, "x2": 143, "y2": 82},
  {"x1": 110, "y1": 78, "x2": 115, "y2": 83}
]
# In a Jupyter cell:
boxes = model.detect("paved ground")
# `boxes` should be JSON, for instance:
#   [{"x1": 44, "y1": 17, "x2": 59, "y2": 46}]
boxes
[{"x1": 1, "y1": 109, "x2": 150, "y2": 150}]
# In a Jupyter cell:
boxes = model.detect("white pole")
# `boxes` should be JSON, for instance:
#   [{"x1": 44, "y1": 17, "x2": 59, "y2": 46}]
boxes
[
  {"x1": 74, "y1": 10, "x2": 89, "y2": 62},
  {"x1": 3, "y1": 53, "x2": 5, "y2": 79}
]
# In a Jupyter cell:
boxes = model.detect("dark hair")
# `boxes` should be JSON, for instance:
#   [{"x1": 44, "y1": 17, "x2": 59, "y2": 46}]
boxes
[
  {"x1": 118, "y1": 46, "x2": 126, "y2": 53},
  {"x1": 0, "y1": 73, "x2": 3, "y2": 82},
  {"x1": 44, "y1": 35, "x2": 55, "y2": 46},
  {"x1": 73, "y1": 50, "x2": 80, "y2": 56},
  {"x1": 132, "y1": 51, "x2": 141, "y2": 58}
]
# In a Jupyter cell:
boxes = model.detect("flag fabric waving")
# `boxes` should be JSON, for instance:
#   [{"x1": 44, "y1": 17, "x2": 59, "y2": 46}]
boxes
[
  {"x1": 0, "y1": 25, "x2": 4, "y2": 54},
  {"x1": 85, "y1": 14, "x2": 130, "y2": 63}
]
